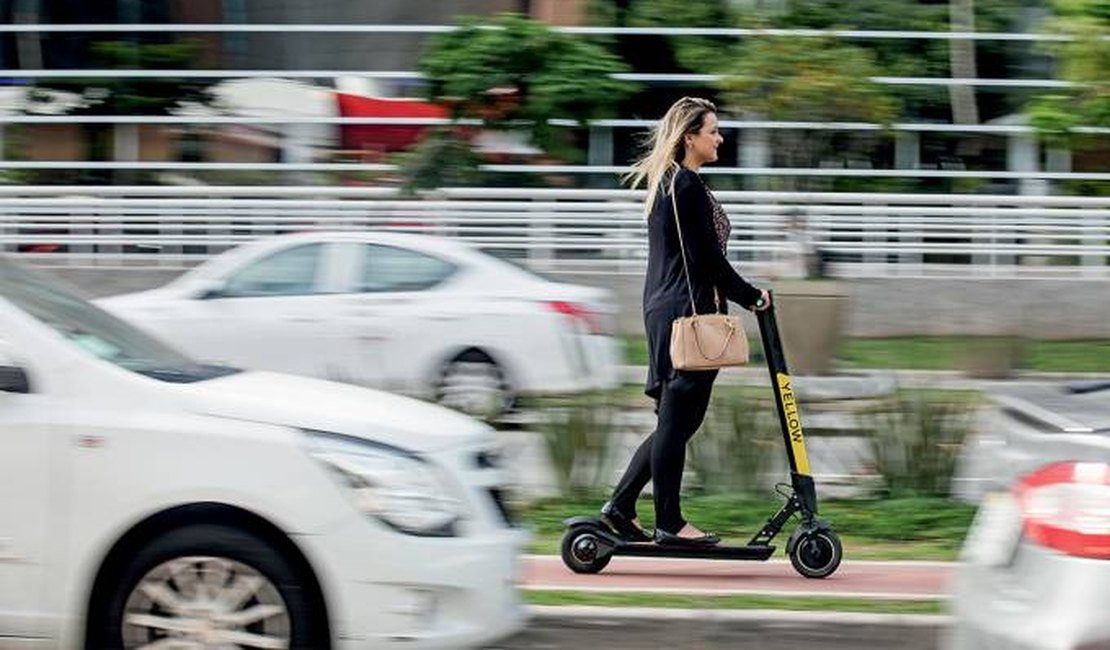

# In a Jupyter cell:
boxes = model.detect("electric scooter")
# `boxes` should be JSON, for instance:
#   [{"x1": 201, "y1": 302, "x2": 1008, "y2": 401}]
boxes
[{"x1": 560, "y1": 295, "x2": 843, "y2": 579}]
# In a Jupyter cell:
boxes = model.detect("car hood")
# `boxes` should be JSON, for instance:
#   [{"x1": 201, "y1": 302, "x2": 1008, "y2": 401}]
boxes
[
  {"x1": 991, "y1": 381, "x2": 1110, "y2": 434},
  {"x1": 175, "y1": 369, "x2": 494, "y2": 453},
  {"x1": 95, "y1": 287, "x2": 187, "y2": 310}
]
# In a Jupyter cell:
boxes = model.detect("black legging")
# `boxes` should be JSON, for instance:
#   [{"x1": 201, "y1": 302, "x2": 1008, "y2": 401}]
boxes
[{"x1": 609, "y1": 369, "x2": 717, "y2": 534}]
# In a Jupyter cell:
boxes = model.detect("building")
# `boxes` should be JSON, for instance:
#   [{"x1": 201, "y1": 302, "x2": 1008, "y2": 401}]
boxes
[{"x1": 0, "y1": 0, "x2": 585, "y2": 182}]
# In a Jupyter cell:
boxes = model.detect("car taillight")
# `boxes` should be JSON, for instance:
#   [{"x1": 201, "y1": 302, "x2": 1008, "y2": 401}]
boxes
[
  {"x1": 546, "y1": 301, "x2": 604, "y2": 335},
  {"x1": 1017, "y1": 461, "x2": 1110, "y2": 559}
]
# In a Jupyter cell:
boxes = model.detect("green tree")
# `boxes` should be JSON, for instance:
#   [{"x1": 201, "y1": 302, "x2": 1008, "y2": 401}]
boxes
[
  {"x1": 720, "y1": 37, "x2": 898, "y2": 123},
  {"x1": 588, "y1": 0, "x2": 741, "y2": 73},
  {"x1": 30, "y1": 40, "x2": 215, "y2": 117},
  {"x1": 589, "y1": 0, "x2": 1036, "y2": 122},
  {"x1": 718, "y1": 36, "x2": 899, "y2": 189},
  {"x1": 1028, "y1": 0, "x2": 1110, "y2": 144},
  {"x1": 419, "y1": 13, "x2": 636, "y2": 162},
  {"x1": 390, "y1": 127, "x2": 484, "y2": 194},
  {"x1": 769, "y1": 0, "x2": 1037, "y2": 123},
  {"x1": 23, "y1": 39, "x2": 216, "y2": 184},
  {"x1": 626, "y1": 0, "x2": 739, "y2": 72}
]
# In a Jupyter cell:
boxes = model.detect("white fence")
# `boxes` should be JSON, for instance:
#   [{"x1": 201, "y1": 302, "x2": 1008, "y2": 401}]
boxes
[{"x1": 2, "y1": 186, "x2": 1108, "y2": 280}]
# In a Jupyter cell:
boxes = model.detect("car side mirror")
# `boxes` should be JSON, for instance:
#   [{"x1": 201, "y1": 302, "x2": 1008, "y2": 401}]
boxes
[
  {"x1": 196, "y1": 280, "x2": 228, "y2": 300},
  {"x1": 0, "y1": 365, "x2": 30, "y2": 394}
]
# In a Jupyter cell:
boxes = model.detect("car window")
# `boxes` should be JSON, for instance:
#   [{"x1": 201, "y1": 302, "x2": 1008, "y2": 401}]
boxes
[
  {"x1": 0, "y1": 256, "x2": 238, "y2": 382},
  {"x1": 358, "y1": 244, "x2": 455, "y2": 293},
  {"x1": 223, "y1": 244, "x2": 324, "y2": 297},
  {"x1": 486, "y1": 251, "x2": 560, "y2": 283}
]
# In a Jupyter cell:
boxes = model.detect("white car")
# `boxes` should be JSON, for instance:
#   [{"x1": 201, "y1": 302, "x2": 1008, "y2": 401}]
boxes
[
  {"x1": 0, "y1": 254, "x2": 526, "y2": 649},
  {"x1": 96, "y1": 231, "x2": 622, "y2": 417},
  {"x1": 946, "y1": 383, "x2": 1110, "y2": 649}
]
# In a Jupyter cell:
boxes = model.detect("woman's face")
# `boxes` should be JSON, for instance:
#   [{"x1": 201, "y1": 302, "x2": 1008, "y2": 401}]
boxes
[{"x1": 683, "y1": 112, "x2": 723, "y2": 168}]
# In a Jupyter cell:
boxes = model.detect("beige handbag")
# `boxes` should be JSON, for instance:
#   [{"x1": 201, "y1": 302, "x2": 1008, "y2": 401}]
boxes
[{"x1": 667, "y1": 175, "x2": 750, "y2": 371}]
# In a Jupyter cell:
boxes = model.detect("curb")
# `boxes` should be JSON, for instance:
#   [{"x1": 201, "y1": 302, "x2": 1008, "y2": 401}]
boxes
[
  {"x1": 500, "y1": 605, "x2": 951, "y2": 649},
  {"x1": 525, "y1": 586, "x2": 948, "y2": 601},
  {"x1": 526, "y1": 604, "x2": 951, "y2": 626}
]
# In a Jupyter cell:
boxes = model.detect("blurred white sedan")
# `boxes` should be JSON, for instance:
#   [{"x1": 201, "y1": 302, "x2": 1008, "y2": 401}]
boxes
[
  {"x1": 96, "y1": 231, "x2": 622, "y2": 416},
  {"x1": 946, "y1": 382, "x2": 1110, "y2": 649}
]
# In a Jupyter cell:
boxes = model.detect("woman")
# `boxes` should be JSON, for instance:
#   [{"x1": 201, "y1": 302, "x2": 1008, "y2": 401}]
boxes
[{"x1": 600, "y1": 97, "x2": 771, "y2": 547}]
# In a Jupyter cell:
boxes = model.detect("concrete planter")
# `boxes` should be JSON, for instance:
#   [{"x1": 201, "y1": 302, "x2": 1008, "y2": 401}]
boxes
[
  {"x1": 770, "y1": 280, "x2": 851, "y2": 376},
  {"x1": 957, "y1": 336, "x2": 1029, "y2": 379}
]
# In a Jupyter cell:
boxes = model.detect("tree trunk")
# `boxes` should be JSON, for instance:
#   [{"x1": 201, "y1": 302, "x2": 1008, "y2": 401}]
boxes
[
  {"x1": 13, "y1": 0, "x2": 43, "y2": 70},
  {"x1": 113, "y1": 123, "x2": 141, "y2": 185},
  {"x1": 81, "y1": 124, "x2": 112, "y2": 185},
  {"x1": 948, "y1": 0, "x2": 980, "y2": 126}
]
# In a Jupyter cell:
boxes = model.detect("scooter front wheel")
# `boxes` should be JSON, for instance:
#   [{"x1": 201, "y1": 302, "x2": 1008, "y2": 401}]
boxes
[
  {"x1": 789, "y1": 528, "x2": 842, "y2": 579},
  {"x1": 561, "y1": 528, "x2": 613, "y2": 574}
]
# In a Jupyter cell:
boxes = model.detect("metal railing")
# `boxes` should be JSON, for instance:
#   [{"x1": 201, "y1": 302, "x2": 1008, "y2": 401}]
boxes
[
  {"x1": 2, "y1": 186, "x2": 1107, "y2": 280},
  {"x1": 0, "y1": 22, "x2": 1106, "y2": 188},
  {"x1": 1, "y1": 23, "x2": 1107, "y2": 41},
  {"x1": 0, "y1": 68, "x2": 1079, "y2": 89}
]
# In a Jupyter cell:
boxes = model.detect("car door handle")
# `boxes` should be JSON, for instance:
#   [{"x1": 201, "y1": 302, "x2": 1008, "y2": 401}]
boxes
[
  {"x1": 285, "y1": 316, "x2": 321, "y2": 323},
  {"x1": 345, "y1": 309, "x2": 377, "y2": 318},
  {"x1": 348, "y1": 298, "x2": 413, "y2": 307}
]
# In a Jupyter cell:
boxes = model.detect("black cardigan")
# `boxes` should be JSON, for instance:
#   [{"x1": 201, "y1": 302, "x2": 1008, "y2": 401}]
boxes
[{"x1": 641, "y1": 167, "x2": 762, "y2": 399}]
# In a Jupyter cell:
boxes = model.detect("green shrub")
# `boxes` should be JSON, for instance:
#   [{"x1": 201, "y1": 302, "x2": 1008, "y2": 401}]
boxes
[
  {"x1": 535, "y1": 394, "x2": 619, "y2": 495},
  {"x1": 687, "y1": 390, "x2": 779, "y2": 496},
  {"x1": 863, "y1": 393, "x2": 973, "y2": 497}
]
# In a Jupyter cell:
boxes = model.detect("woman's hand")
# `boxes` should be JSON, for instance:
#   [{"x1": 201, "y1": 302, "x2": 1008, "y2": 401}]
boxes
[{"x1": 752, "y1": 289, "x2": 772, "y2": 311}]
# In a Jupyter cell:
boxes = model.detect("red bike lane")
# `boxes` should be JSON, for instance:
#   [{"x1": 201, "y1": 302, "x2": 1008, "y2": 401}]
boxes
[{"x1": 523, "y1": 555, "x2": 952, "y2": 599}]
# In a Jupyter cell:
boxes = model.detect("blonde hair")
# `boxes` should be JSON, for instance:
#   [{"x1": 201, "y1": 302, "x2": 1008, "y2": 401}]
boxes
[{"x1": 623, "y1": 97, "x2": 717, "y2": 216}]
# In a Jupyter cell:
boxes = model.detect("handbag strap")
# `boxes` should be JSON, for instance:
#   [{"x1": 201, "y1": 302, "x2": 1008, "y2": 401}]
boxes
[
  {"x1": 668, "y1": 164, "x2": 721, "y2": 317},
  {"x1": 690, "y1": 317, "x2": 737, "y2": 360}
]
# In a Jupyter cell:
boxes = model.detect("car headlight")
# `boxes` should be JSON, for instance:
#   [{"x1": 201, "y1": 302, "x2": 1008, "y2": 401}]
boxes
[{"x1": 302, "y1": 429, "x2": 464, "y2": 537}]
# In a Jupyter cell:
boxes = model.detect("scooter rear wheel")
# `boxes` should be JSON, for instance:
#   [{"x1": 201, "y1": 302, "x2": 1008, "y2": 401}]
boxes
[
  {"x1": 789, "y1": 528, "x2": 842, "y2": 579},
  {"x1": 561, "y1": 528, "x2": 612, "y2": 574}
]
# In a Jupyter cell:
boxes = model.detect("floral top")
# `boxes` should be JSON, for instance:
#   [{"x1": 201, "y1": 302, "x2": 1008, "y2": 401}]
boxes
[
  {"x1": 706, "y1": 189, "x2": 730, "y2": 254},
  {"x1": 669, "y1": 167, "x2": 731, "y2": 253}
]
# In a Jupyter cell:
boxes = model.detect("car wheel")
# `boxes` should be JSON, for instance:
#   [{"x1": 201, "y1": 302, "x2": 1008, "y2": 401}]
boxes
[
  {"x1": 87, "y1": 524, "x2": 328, "y2": 650},
  {"x1": 436, "y1": 349, "x2": 513, "y2": 419}
]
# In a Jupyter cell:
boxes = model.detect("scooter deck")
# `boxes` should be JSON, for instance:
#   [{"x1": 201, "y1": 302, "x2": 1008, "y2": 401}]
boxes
[
  {"x1": 566, "y1": 517, "x2": 777, "y2": 561},
  {"x1": 614, "y1": 542, "x2": 775, "y2": 561}
]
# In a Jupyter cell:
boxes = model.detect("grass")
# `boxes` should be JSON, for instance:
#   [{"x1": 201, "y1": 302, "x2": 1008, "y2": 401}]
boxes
[
  {"x1": 525, "y1": 591, "x2": 946, "y2": 615},
  {"x1": 621, "y1": 336, "x2": 651, "y2": 366},
  {"x1": 1022, "y1": 339, "x2": 1110, "y2": 373},
  {"x1": 840, "y1": 337, "x2": 1110, "y2": 372},
  {"x1": 517, "y1": 493, "x2": 976, "y2": 561},
  {"x1": 839, "y1": 338, "x2": 968, "y2": 371},
  {"x1": 620, "y1": 335, "x2": 1110, "y2": 372}
]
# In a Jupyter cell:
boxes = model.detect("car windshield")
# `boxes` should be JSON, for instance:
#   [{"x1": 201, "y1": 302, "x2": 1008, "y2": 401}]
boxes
[{"x1": 0, "y1": 256, "x2": 238, "y2": 383}]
